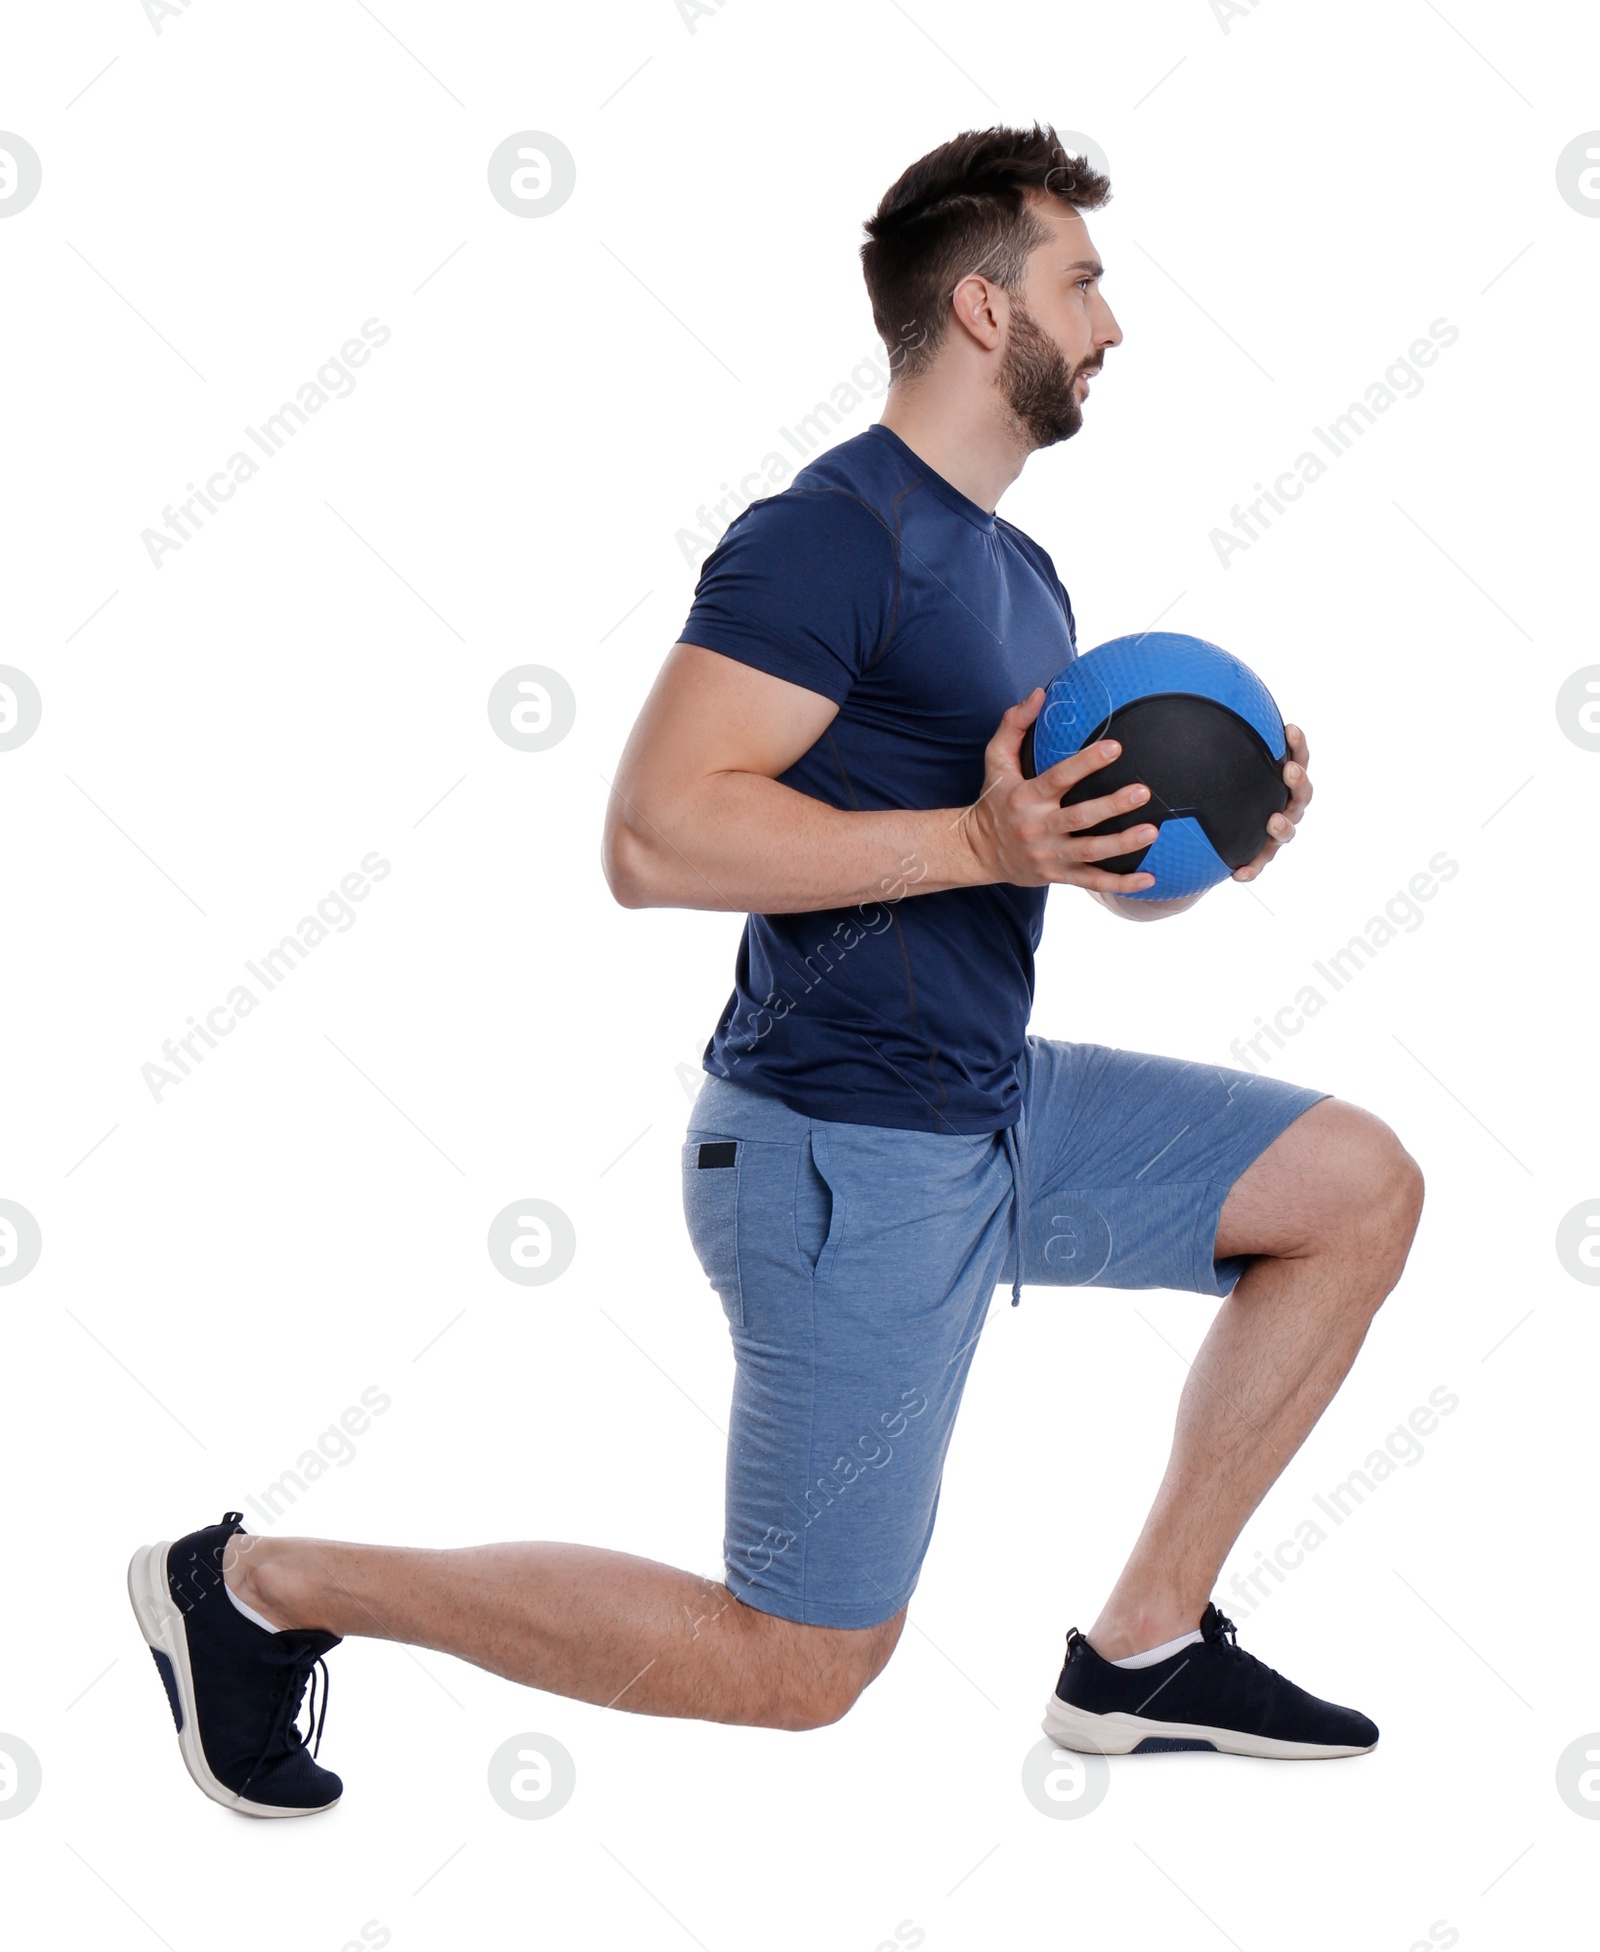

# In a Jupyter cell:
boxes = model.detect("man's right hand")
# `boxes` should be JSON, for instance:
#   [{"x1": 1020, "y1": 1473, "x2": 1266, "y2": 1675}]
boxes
[{"x1": 957, "y1": 687, "x2": 1160, "y2": 893}]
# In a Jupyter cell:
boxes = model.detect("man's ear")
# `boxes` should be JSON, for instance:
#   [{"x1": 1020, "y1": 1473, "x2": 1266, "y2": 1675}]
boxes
[{"x1": 948, "y1": 273, "x2": 1006, "y2": 352}]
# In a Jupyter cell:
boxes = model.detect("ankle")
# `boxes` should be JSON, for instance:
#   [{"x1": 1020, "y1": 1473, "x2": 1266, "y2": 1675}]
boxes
[
  {"x1": 224, "y1": 1535, "x2": 298, "y2": 1630},
  {"x1": 1086, "y1": 1596, "x2": 1206, "y2": 1663}
]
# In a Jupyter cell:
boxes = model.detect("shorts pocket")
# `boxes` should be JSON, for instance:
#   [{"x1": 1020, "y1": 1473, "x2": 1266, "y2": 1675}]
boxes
[
  {"x1": 795, "y1": 1129, "x2": 843, "y2": 1285},
  {"x1": 682, "y1": 1136, "x2": 744, "y2": 1327}
]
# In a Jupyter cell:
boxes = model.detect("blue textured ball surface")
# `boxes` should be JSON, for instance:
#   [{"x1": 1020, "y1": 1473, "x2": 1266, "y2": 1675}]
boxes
[{"x1": 1026, "y1": 632, "x2": 1289, "y2": 901}]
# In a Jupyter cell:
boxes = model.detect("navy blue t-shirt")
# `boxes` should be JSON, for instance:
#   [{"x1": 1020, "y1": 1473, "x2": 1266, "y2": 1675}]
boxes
[{"x1": 680, "y1": 423, "x2": 1077, "y2": 1134}]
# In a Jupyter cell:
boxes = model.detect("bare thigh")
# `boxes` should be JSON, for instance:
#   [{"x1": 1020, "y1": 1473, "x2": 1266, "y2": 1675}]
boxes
[{"x1": 1214, "y1": 1098, "x2": 1420, "y2": 1262}]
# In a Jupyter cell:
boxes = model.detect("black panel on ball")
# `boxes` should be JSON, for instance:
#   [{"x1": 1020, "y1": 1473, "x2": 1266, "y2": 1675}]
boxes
[{"x1": 1025, "y1": 694, "x2": 1287, "y2": 876}]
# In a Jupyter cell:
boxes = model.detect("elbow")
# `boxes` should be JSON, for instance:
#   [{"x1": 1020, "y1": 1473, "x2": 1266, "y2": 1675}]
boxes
[
  {"x1": 1101, "y1": 890, "x2": 1204, "y2": 921},
  {"x1": 602, "y1": 816, "x2": 660, "y2": 909}
]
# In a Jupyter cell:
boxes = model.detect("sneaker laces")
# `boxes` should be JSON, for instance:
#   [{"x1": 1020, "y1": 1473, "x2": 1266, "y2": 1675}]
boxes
[
  {"x1": 1209, "y1": 1609, "x2": 1286, "y2": 1683},
  {"x1": 238, "y1": 1651, "x2": 332, "y2": 1797}
]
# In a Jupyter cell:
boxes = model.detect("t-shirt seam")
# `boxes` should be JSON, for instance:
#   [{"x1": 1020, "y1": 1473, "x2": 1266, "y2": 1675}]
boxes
[
  {"x1": 865, "y1": 480, "x2": 918, "y2": 672},
  {"x1": 866, "y1": 423, "x2": 996, "y2": 531},
  {"x1": 823, "y1": 727, "x2": 861, "y2": 809}
]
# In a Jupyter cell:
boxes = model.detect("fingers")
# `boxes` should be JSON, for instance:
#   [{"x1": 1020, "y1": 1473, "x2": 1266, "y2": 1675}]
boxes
[
  {"x1": 1049, "y1": 778, "x2": 1155, "y2": 836},
  {"x1": 1035, "y1": 736, "x2": 1130, "y2": 801},
  {"x1": 1007, "y1": 719, "x2": 1311, "y2": 891},
  {"x1": 1281, "y1": 723, "x2": 1312, "y2": 820},
  {"x1": 1235, "y1": 793, "x2": 1302, "y2": 880},
  {"x1": 1233, "y1": 833, "x2": 1283, "y2": 880},
  {"x1": 1235, "y1": 723, "x2": 1313, "y2": 880},
  {"x1": 1088, "y1": 826, "x2": 1161, "y2": 862},
  {"x1": 1001, "y1": 688, "x2": 1047, "y2": 738},
  {"x1": 1027, "y1": 806, "x2": 1161, "y2": 884},
  {"x1": 1031, "y1": 744, "x2": 1159, "y2": 870},
  {"x1": 987, "y1": 689, "x2": 1047, "y2": 774}
]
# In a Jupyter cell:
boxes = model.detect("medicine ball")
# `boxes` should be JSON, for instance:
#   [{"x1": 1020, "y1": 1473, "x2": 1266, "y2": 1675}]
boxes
[{"x1": 1019, "y1": 632, "x2": 1290, "y2": 900}]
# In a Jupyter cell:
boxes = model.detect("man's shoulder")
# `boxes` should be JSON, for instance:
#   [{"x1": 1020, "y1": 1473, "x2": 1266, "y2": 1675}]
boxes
[{"x1": 718, "y1": 438, "x2": 901, "y2": 560}]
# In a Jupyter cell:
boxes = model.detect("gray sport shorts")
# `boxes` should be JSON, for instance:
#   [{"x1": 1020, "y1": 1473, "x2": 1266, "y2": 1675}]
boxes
[{"x1": 682, "y1": 1036, "x2": 1329, "y2": 1629}]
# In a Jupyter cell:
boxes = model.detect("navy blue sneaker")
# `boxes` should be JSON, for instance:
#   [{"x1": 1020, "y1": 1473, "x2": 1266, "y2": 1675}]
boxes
[
  {"x1": 1043, "y1": 1603, "x2": 1378, "y2": 1759},
  {"x1": 128, "y1": 1510, "x2": 343, "y2": 1816}
]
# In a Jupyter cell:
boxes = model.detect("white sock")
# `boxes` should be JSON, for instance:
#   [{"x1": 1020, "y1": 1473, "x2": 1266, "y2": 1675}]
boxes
[
  {"x1": 1109, "y1": 1627, "x2": 1203, "y2": 1669},
  {"x1": 225, "y1": 1579, "x2": 283, "y2": 1634}
]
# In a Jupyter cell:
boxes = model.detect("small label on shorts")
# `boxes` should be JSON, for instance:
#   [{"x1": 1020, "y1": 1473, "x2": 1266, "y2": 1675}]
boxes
[{"x1": 697, "y1": 1141, "x2": 737, "y2": 1169}]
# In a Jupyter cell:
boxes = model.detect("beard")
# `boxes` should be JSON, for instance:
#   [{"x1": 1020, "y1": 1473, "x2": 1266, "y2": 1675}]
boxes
[{"x1": 999, "y1": 297, "x2": 1092, "y2": 449}]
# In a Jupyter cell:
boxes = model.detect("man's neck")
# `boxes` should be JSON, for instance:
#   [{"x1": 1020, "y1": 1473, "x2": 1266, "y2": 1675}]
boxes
[{"x1": 876, "y1": 385, "x2": 1032, "y2": 514}]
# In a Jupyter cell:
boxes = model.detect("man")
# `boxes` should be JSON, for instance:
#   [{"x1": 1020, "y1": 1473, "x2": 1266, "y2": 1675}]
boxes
[{"x1": 130, "y1": 125, "x2": 1423, "y2": 1815}]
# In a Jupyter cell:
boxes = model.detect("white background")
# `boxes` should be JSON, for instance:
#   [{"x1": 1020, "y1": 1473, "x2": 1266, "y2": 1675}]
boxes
[{"x1": 2, "y1": 1, "x2": 1597, "y2": 1947}]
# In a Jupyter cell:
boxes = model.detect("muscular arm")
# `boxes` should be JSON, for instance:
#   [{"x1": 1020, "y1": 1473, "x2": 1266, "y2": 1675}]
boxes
[
  {"x1": 601, "y1": 644, "x2": 1162, "y2": 913},
  {"x1": 602, "y1": 645, "x2": 978, "y2": 913},
  {"x1": 1091, "y1": 890, "x2": 1204, "y2": 922}
]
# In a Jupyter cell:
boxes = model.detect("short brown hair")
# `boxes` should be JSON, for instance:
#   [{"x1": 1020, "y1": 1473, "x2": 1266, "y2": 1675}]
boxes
[{"x1": 860, "y1": 124, "x2": 1111, "y2": 378}]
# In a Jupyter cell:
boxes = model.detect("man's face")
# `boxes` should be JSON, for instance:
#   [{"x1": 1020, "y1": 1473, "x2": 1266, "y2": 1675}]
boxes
[{"x1": 999, "y1": 200, "x2": 1122, "y2": 449}]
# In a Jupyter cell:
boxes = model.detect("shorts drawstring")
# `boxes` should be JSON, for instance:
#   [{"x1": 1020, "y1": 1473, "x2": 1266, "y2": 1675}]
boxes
[{"x1": 1002, "y1": 1120, "x2": 1026, "y2": 1306}]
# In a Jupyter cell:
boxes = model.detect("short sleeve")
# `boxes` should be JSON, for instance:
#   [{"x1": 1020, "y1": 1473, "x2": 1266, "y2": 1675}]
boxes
[{"x1": 679, "y1": 490, "x2": 898, "y2": 705}]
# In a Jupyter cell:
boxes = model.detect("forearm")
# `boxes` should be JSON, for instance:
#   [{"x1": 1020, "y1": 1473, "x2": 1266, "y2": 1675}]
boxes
[
  {"x1": 1091, "y1": 888, "x2": 1204, "y2": 921},
  {"x1": 605, "y1": 769, "x2": 985, "y2": 913}
]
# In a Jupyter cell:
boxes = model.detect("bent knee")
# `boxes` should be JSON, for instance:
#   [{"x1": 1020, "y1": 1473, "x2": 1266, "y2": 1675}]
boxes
[
  {"x1": 1351, "y1": 1113, "x2": 1424, "y2": 1236},
  {"x1": 750, "y1": 1607, "x2": 906, "y2": 1731},
  {"x1": 777, "y1": 1686, "x2": 860, "y2": 1733},
  {"x1": 1312, "y1": 1102, "x2": 1424, "y2": 1258}
]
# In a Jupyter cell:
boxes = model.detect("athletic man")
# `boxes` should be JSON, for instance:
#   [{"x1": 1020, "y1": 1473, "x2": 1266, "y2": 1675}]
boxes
[{"x1": 130, "y1": 125, "x2": 1424, "y2": 1814}]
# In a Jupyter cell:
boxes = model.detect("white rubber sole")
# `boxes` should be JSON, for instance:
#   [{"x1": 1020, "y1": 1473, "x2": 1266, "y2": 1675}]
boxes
[
  {"x1": 1042, "y1": 1693, "x2": 1376, "y2": 1760},
  {"x1": 127, "y1": 1540, "x2": 340, "y2": 1818}
]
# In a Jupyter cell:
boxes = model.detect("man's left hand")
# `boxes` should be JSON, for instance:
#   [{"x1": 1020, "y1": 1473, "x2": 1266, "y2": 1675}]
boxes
[{"x1": 1233, "y1": 723, "x2": 1311, "y2": 882}]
